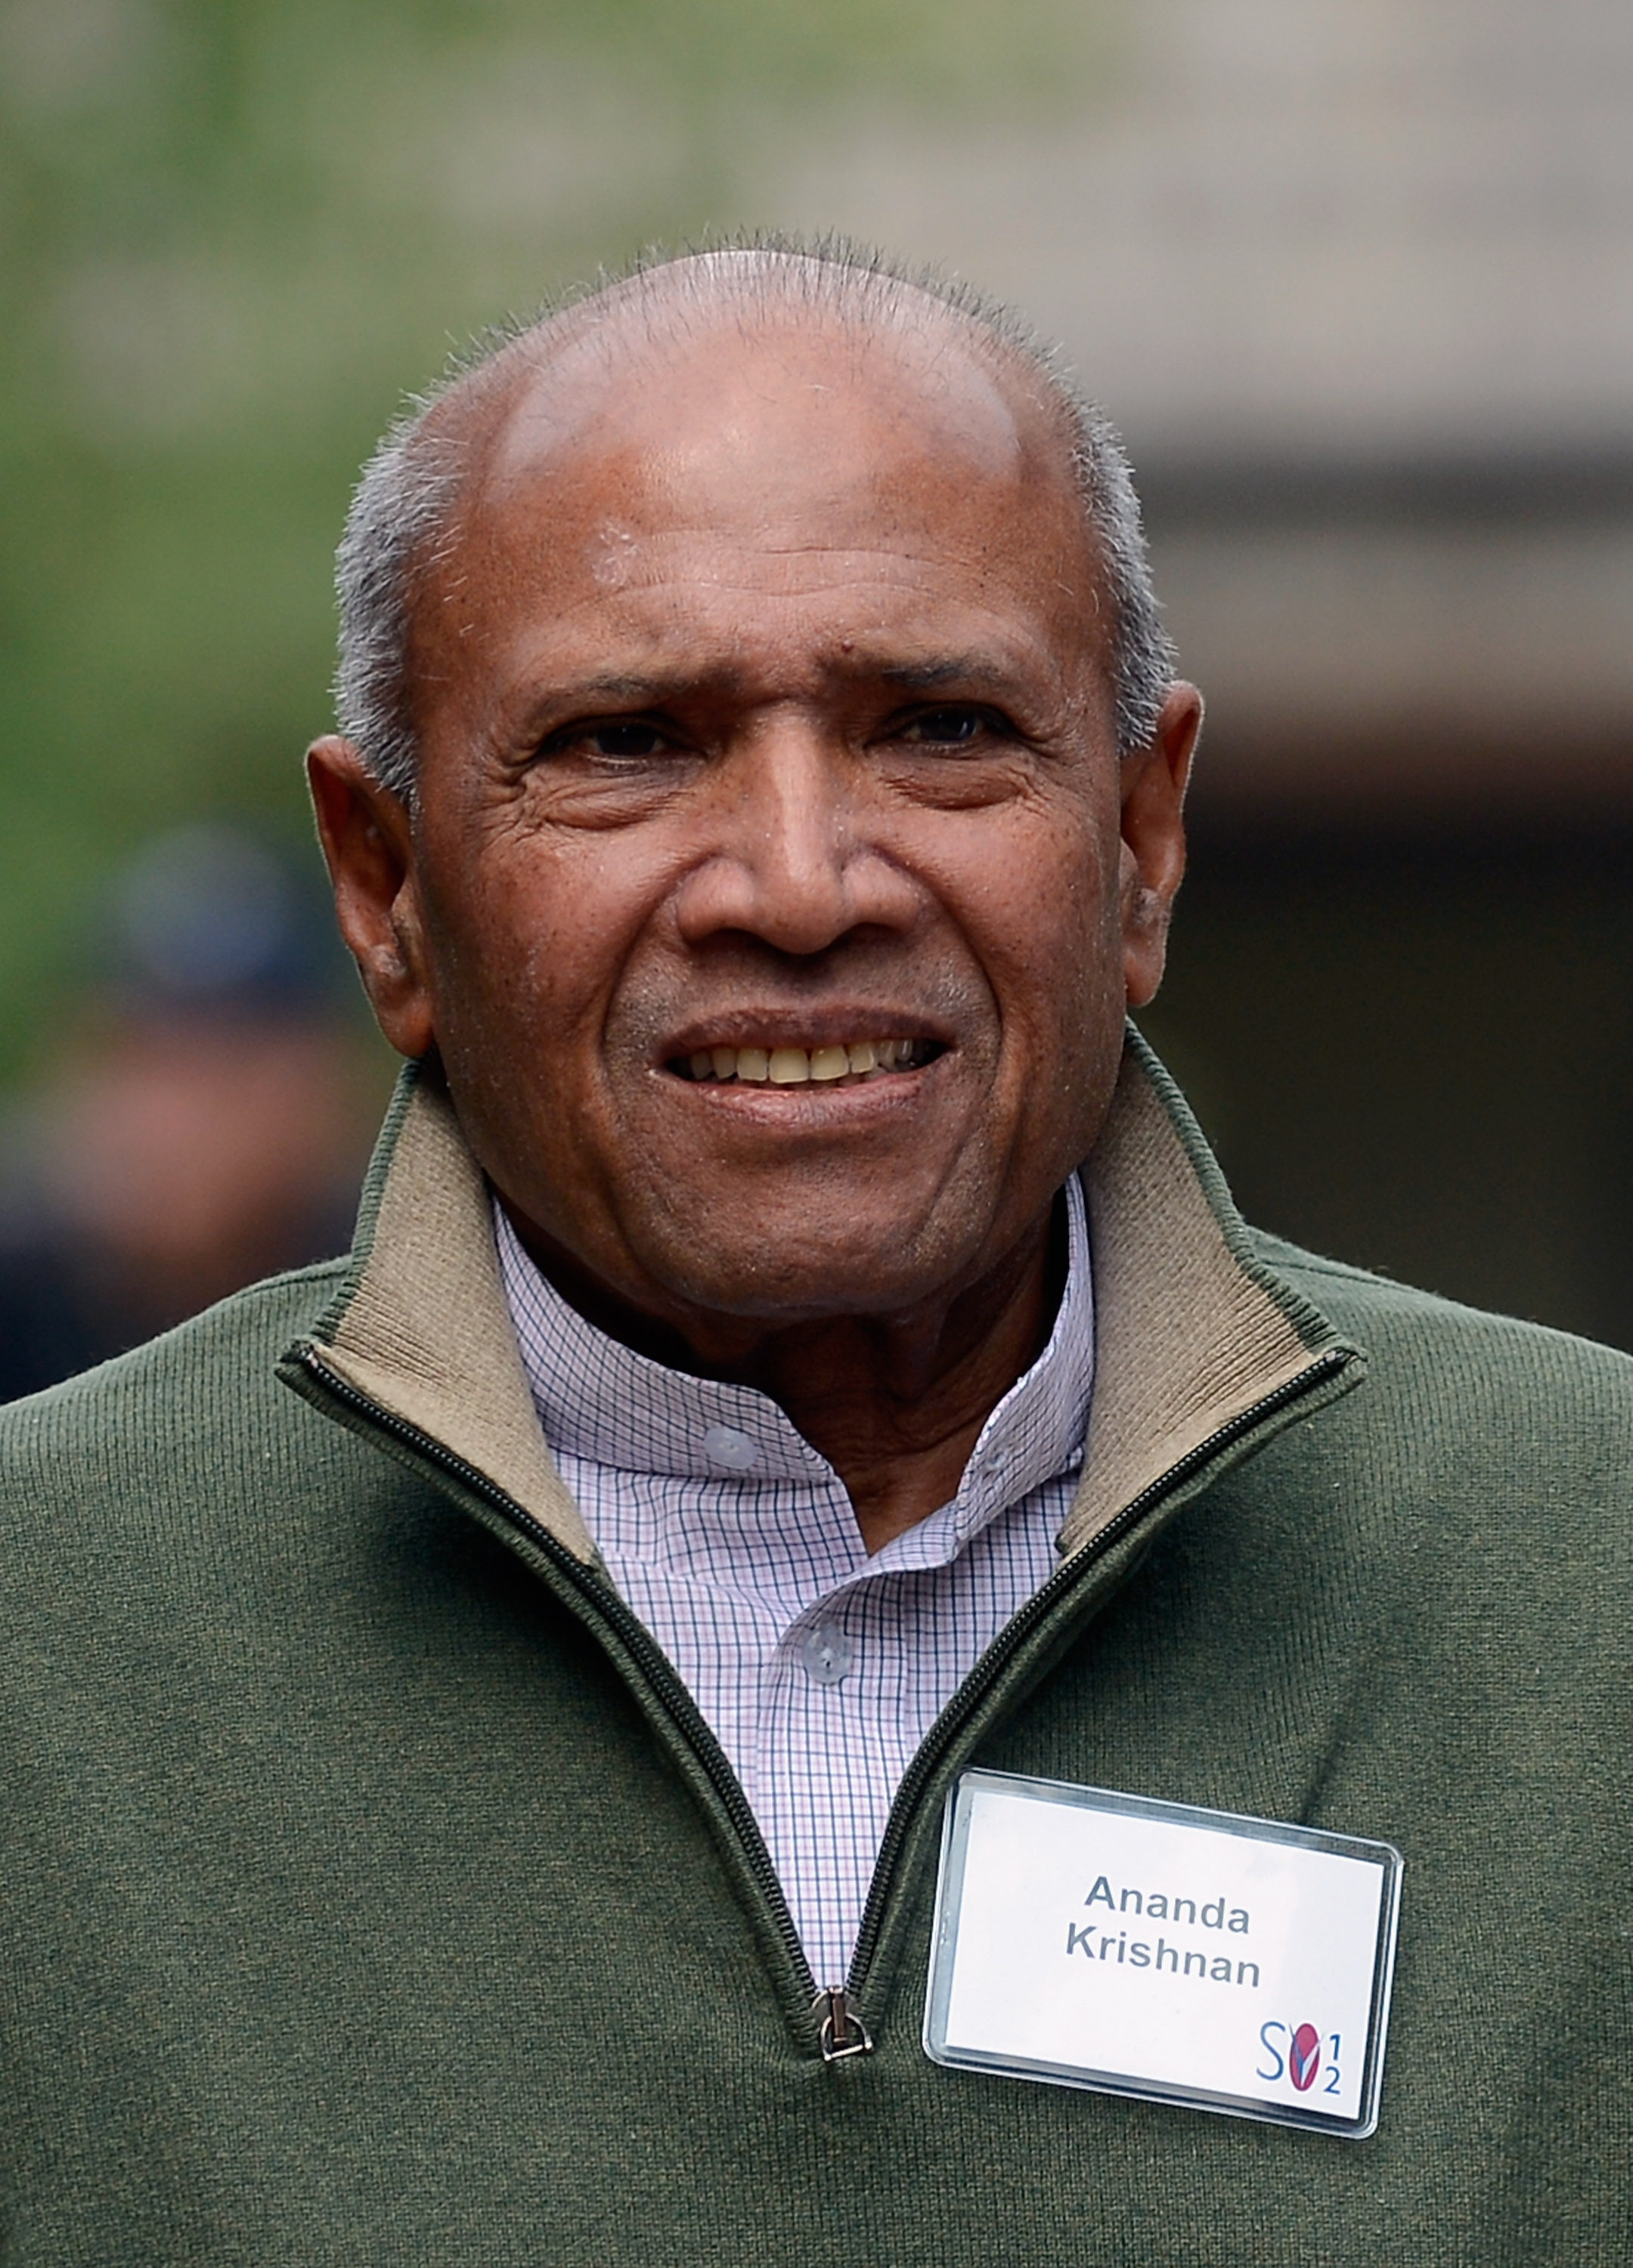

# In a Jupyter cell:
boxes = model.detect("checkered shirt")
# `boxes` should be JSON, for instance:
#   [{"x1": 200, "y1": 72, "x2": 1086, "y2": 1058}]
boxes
[{"x1": 495, "y1": 1179, "x2": 1095, "y2": 1991}]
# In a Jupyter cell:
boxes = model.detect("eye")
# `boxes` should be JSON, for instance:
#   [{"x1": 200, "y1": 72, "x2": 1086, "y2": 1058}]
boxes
[
  {"x1": 538, "y1": 719, "x2": 677, "y2": 762},
  {"x1": 897, "y1": 705, "x2": 1006, "y2": 748},
  {"x1": 589, "y1": 722, "x2": 668, "y2": 757}
]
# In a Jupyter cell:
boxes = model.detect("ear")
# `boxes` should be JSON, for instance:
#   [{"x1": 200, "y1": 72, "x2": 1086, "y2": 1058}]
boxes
[
  {"x1": 1119, "y1": 682, "x2": 1202, "y2": 1010},
  {"x1": 306, "y1": 736, "x2": 436, "y2": 1058}
]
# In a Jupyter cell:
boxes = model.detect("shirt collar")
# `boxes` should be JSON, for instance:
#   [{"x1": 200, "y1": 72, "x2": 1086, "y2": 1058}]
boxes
[{"x1": 496, "y1": 1176, "x2": 1095, "y2": 1545}]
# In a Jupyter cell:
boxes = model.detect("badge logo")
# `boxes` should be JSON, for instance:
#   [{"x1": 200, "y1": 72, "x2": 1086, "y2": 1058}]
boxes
[
  {"x1": 1289, "y1": 2022, "x2": 1322, "y2": 2092},
  {"x1": 1258, "y1": 2019, "x2": 1343, "y2": 2098}
]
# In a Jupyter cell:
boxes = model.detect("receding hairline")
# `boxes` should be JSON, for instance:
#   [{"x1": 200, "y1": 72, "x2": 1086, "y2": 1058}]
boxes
[{"x1": 416, "y1": 246, "x2": 1085, "y2": 521}]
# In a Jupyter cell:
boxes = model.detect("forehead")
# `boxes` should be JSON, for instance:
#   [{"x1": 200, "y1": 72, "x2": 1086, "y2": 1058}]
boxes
[
  {"x1": 414, "y1": 302, "x2": 1105, "y2": 696},
  {"x1": 491, "y1": 302, "x2": 1042, "y2": 491}
]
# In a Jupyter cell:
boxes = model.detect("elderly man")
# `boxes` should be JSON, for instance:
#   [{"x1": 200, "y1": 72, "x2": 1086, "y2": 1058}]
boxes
[{"x1": 0, "y1": 244, "x2": 1627, "y2": 2263}]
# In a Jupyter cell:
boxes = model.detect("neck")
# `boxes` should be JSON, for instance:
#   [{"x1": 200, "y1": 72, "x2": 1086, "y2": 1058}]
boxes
[{"x1": 510, "y1": 1203, "x2": 1067, "y2": 1555}]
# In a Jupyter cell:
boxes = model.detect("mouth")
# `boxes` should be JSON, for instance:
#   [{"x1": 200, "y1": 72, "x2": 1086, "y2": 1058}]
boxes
[{"x1": 665, "y1": 1037, "x2": 947, "y2": 1088}]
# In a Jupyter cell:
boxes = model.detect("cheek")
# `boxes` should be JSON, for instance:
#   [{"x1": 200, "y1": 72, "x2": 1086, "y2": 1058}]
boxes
[
  {"x1": 417, "y1": 836, "x2": 640, "y2": 1074},
  {"x1": 952, "y1": 801, "x2": 1125, "y2": 1032}
]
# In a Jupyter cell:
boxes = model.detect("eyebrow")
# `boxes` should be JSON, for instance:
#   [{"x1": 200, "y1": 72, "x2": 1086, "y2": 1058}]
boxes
[
  {"x1": 876, "y1": 653, "x2": 1035, "y2": 702},
  {"x1": 549, "y1": 673, "x2": 685, "y2": 706}
]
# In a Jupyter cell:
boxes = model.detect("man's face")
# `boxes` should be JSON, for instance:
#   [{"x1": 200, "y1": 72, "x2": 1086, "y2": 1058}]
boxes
[{"x1": 322, "y1": 311, "x2": 1193, "y2": 1350}]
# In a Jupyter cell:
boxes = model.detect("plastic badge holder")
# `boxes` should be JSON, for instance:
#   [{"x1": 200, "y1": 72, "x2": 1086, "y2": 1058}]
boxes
[{"x1": 924, "y1": 1768, "x2": 1402, "y2": 2137}]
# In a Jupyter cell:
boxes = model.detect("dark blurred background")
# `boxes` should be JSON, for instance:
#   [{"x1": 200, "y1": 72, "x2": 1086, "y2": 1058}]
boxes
[{"x1": 2, "y1": 0, "x2": 1631, "y2": 1383}]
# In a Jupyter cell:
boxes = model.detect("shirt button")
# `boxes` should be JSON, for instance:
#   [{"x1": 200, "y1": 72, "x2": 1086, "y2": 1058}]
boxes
[
  {"x1": 702, "y1": 1424, "x2": 760, "y2": 1473},
  {"x1": 799, "y1": 1623, "x2": 854, "y2": 1686}
]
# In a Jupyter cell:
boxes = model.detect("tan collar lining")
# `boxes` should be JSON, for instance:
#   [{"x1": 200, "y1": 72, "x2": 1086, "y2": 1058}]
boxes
[
  {"x1": 1059, "y1": 1048, "x2": 1322, "y2": 1559},
  {"x1": 315, "y1": 1079, "x2": 599, "y2": 1562},
  {"x1": 309, "y1": 1049, "x2": 1333, "y2": 1568}
]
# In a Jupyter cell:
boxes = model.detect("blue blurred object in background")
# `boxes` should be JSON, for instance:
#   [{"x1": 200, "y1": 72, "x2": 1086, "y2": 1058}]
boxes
[
  {"x1": 105, "y1": 823, "x2": 336, "y2": 1018},
  {"x1": 0, "y1": 824, "x2": 378, "y2": 1401}
]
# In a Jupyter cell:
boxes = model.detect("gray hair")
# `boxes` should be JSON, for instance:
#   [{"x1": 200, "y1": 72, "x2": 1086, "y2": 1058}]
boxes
[{"x1": 333, "y1": 235, "x2": 1177, "y2": 802}]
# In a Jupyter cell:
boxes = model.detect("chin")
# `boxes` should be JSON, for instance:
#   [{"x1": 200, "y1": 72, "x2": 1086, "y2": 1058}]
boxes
[{"x1": 660, "y1": 1235, "x2": 965, "y2": 1327}]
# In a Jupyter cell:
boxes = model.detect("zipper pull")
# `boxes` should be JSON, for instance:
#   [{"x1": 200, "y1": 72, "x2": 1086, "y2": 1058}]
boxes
[{"x1": 814, "y1": 1987, "x2": 874, "y2": 2062}]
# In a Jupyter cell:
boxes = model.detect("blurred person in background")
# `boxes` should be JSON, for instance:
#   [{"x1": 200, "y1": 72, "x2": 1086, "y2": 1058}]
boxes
[{"x1": 0, "y1": 824, "x2": 373, "y2": 1401}]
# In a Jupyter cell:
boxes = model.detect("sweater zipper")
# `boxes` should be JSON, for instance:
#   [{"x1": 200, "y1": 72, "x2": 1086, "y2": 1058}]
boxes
[{"x1": 295, "y1": 1340, "x2": 1351, "y2": 2060}]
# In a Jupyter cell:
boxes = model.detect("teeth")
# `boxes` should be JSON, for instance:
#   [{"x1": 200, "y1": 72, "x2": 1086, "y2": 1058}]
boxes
[{"x1": 678, "y1": 1039, "x2": 930, "y2": 1085}]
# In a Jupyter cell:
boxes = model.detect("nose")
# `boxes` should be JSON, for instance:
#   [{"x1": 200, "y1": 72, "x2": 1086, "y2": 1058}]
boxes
[{"x1": 673, "y1": 721, "x2": 919, "y2": 956}]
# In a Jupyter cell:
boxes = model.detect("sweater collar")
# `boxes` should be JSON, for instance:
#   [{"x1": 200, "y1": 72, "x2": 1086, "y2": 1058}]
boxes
[{"x1": 293, "y1": 1030, "x2": 1359, "y2": 1569}]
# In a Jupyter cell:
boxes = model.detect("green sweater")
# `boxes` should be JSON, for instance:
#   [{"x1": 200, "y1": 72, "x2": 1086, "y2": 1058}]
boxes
[{"x1": 1, "y1": 1040, "x2": 1628, "y2": 2266}]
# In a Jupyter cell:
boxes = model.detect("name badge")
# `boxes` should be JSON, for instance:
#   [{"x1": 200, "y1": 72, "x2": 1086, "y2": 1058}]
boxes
[{"x1": 924, "y1": 1769, "x2": 1402, "y2": 2137}]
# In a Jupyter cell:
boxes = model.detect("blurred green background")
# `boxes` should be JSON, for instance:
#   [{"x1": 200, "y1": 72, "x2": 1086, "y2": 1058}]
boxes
[{"x1": 5, "y1": 0, "x2": 1633, "y2": 1347}]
